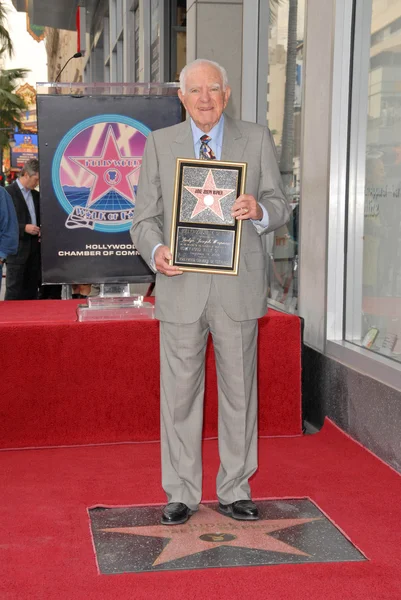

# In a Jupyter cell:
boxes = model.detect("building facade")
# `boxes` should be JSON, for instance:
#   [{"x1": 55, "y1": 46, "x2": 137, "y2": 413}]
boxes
[{"x1": 11, "y1": 0, "x2": 401, "y2": 472}]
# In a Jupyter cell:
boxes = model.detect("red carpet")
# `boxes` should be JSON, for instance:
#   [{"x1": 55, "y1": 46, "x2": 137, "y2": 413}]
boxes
[
  {"x1": 1, "y1": 419, "x2": 401, "y2": 599},
  {"x1": 0, "y1": 300, "x2": 301, "y2": 448}
]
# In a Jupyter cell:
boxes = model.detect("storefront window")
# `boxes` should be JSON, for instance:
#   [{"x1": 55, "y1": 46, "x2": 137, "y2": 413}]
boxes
[
  {"x1": 267, "y1": 0, "x2": 305, "y2": 314},
  {"x1": 346, "y1": 0, "x2": 401, "y2": 363}
]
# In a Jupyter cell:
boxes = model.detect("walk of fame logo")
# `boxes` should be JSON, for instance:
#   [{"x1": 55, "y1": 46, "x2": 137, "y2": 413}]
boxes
[
  {"x1": 104, "y1": 169, "x2": 122, "y2": 186},
  {"x1": 88, "y1": 499, "x2": 366, "y2": 574},
  {"x1": 51, "y1": 115, "x2": 151, "y2": 233}
]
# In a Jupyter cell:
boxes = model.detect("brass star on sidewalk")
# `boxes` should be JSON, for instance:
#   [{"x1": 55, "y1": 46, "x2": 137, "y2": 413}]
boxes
[{"x1": 101, "y1": 505, "x2": 321, "y2": 566}]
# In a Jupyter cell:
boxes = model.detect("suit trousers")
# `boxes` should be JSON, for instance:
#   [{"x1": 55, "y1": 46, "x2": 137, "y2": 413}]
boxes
[
  {"x1": 159, "y1": 277, "x2": 259, "y2": 511},
  {"x1": 5, "y1": 251, "x2": 40, "y2": 300}
]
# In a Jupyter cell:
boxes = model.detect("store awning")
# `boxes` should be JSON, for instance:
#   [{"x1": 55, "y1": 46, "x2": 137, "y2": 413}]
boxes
[{"x1": 11, "y1": 0, "x2": 79, "y2": 31}]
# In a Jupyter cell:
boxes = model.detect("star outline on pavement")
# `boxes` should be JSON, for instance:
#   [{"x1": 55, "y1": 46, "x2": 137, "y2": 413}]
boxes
[{"x1": 100, "y1": 504, "x2": 322, "y2": 566}]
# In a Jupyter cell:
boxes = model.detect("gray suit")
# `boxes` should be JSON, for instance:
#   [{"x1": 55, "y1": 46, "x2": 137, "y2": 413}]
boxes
[{"x1": 131, "y1": 114, "x2": 290, "y2": 509}]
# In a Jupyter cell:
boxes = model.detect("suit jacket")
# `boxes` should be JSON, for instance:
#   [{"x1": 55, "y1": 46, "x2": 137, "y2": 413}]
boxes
[
  {"x1": 6, "y1": 181, "x2": 40, "y2": 265},
  {"x1": 131, "y1": 114, "x2": 290, "y2": 323},
  {"x1": 0, "y1": 187, "x2": 19, "y2": 259}
]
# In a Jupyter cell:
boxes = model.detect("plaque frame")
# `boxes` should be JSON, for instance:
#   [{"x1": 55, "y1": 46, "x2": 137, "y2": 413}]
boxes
[{"x1": 170, "y1": 158, "x2": 247, "y2": 275}]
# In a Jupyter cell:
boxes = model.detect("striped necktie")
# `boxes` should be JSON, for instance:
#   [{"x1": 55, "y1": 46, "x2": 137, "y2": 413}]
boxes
[{"x1": 199, "y1": 134, "x2": 216, "y2": 160}]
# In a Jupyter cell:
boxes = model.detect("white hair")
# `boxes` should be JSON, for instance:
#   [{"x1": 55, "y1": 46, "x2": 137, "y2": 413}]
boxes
[{"x1": 179, "y1": 59, "x2": 229, "y2": 94}]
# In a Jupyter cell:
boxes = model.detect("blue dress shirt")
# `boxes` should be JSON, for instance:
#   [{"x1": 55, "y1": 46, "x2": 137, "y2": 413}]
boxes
[
  {"x1": 191, "y1": 117, "x2": 225, "y2": 160},
  {"x1": 17, "y1": 178, "x2": 37, "y2": 226}
]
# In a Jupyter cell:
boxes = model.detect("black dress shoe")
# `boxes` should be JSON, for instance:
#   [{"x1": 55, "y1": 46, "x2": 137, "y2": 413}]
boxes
[
  {"x1": 218, "y1": 499, "x2": 259, "y2": 521},
  {"x1": 161, "y1": 502, "x2": 193, "y2": 525}
]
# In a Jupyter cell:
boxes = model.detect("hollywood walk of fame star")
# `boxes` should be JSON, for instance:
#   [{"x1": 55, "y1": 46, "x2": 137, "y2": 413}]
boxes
[
  {"x1": 184, "y1": 169, "x2": 234, "y2": 221},
  {"x1": 101, "y1": 504, "x2": 322, "y2": 566},
  {"x1": 70, "y1": 127, "x2": 142, "y2": 207}
]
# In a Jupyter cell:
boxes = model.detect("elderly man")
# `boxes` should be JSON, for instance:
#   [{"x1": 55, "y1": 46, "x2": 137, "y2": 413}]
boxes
[
  {"x1": 5, "y1": 159, "x2": 41, "y2": 300},
  {"x1": 0, "y1": 186, "x2": 18, "y2": 294},
  {"x1": 131, "y1": 59, "x2": 290, "y2": 525}
]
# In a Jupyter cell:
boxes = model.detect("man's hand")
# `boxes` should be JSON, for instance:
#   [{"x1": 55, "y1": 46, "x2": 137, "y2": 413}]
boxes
[
  {"x1": 231, "y1": 194, "x2": 262, "y2": 221},
  {"x1": 154, "y1": 245, "x2": 183, "y2": 277},
  {"x1": 25, "y1": 224, "x2": 40, "y2": 236}
]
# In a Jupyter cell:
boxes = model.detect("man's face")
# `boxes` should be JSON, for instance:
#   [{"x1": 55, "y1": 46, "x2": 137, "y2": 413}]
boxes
[
  {"x1": 178, "y1": 63, "x2": 231, "y2": 133},
  {"x1": 21, "y1": 172, "x2": 39, "y2": 190}
]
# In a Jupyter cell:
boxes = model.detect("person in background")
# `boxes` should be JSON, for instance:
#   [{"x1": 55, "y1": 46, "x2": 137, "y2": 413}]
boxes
[
  {"x1": 0, "y1": 186, "x2": 18, "y2": 295},
  {"x1": 5, "y1": 159, "x2": 41, "y2": 300},
  {"x1": 131, "y1": 58, "x2": 290, "y2": 526}
]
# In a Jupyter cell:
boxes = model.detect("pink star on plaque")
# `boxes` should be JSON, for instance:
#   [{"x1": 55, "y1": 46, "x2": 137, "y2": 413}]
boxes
[
  {"x1": 185, "y1": 169, "x2": 234, "y2": 221},
  {"x1": 102, "y1": 504, "x2": 321, "y2": 566},
  {"x1": 70, "y1": 127, "x2": 141, "y2": 207}
]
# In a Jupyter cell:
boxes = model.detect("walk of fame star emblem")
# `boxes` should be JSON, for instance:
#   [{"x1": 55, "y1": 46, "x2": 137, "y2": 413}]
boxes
[
  {"x1": 184, "y1": 169, "x2": 235, "y2": 221},
  {"x1": 70, "y1": 127, "x2": 141, "y2": 208},
  {"x1": 88, "y1": 499, "x2": 366, "y2": 574},
  {"x1": 170, "y1": 159, "x2": 245, "y2": 274},
  {"x1": 52, "y1": 116, "x2": 150, "y2": 232}
]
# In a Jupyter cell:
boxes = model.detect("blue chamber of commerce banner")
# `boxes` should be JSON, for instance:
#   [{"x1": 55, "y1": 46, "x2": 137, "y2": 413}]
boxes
[
  {"x1": 37, "y1": 94, "x2": 182, "y2": 283},
  {"x1": 11, "y1": 134, "x2": 39, "y2": 168}
]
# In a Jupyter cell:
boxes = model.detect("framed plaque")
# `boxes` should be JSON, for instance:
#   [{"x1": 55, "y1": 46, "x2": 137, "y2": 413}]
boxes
[{"x1": 170, "y1": 158, "x2": 247, "y2": 274}]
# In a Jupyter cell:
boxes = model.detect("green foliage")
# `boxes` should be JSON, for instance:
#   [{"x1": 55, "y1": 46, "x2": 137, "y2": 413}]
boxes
[
  {"x1": 0, "y1": 1, "x2": 13, "y2": 58},
  {"x1": 0, "y1": 3, "x2": 30, "y2": 151},
  {"x1": 0, "y1": 68, "x2": 29, "y2": 148},
  {"x1": 270, "y1": 0, "x2": 285, "y2": 25}
]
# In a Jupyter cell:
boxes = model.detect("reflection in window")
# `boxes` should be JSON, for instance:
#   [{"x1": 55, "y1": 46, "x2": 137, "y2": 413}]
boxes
[
  {"x1": 349, "y1": 0, "x2": 401, "y2": 363},
  {"x1": 150, "y1": 0, "x2": 160, "y2": 82},
  {"x1": 267, "y1": 0, "x2": 305, "y2": 314},
  {"x1": 126, "y1": 2, "x2": 139, "y2": 82},
  {"x1": 134, "y1": 6, "x2": 140, "y2": 81},
  {"x1": 170, "y1": 0, "x2": 186, "y2": 82}
]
